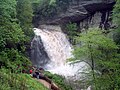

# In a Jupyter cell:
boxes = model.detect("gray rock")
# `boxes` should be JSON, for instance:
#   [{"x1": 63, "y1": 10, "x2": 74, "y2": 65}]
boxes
[
  {"x1": 31, "y1": 36, "x2": 50, "y2": 67},
  {"x1": 38, "y1": 0, "x2": 115, "y2": 25}
]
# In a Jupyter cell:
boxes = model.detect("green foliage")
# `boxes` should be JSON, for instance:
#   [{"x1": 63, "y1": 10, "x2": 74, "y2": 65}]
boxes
[
  {"x1": 0, "y1": 23, "x2": 25, "y2": 50},
  {"x1": 113, "y1": 0, "x2": 120, "y2": 26},
  {"x1": 0, "y1": 0, "x2": 32, "y2": 71},
  {"x1": 44, "y1": 71, "x2": 73, "y2": 90},
  {"x1": 0, "y1": 49, "x2": 31, "y2": 72},
  {"x1": 0, "y1": 0, "x2": 26, "y2": 50},
  {"x1": 0, "y1": 69, "x2": 48, "y2": 90},
  {"x1": 112, "y1": 0, "x2": 120, "y2": 46},
  {"x1": 0, "y1": 0, "x2": 34, "y2": 70},
  {"x1": 65, "y1": 22, "x2": 78, "y2": 44},
  {"x1": 0, "y1": 0, "x2": 50, "y2": 89},
  {"x1": 95, "y1": 72, "x2": 120, "y2": 90},
  {"x1": 0, "y1": 0, "x2": 16, "y2": 20},
  {"x1": 66, "y1": 23, "x2": 77, "y2": 37},
  {"x1": 33, "y1": 0, "x2": 71, "y2": 23},
  {"x1": 17, "y1": 0, "x2": 34, "y2": 39},
  {"x1": 72, "y1": 28, "x2": 120, "y2": 89},
  {"x1": 73, "y1": 28, "x2": 118, "y2": 60},
  {"x1": 33, "y1": 0, "x2": 57, "y2": 20}
]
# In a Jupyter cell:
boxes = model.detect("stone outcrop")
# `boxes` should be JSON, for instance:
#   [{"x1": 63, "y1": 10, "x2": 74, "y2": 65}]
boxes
[
  {"x1": 45, "y1": 0, "x2": 115, "y2": 25},
  {"x1": 34, "y1": 0, "x2": 115, "y2": 30},
  {"x1": 31, "y1": 35, "x2": 50, "y2": 67}
]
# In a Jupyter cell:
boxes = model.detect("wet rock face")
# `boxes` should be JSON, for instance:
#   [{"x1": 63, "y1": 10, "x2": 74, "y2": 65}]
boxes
[
  {"x1": 45, "y1": 0, "x2": 115, "y2": 25},
  {"x1": 31, "y1": 36, "x2": 50, "y2": 67}
]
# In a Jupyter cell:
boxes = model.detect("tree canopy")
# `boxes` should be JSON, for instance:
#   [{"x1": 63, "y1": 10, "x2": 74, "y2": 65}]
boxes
[
  {"x1": 0, "y1": 0, "x2": 33, "y2": 71},
  {"x1": 72, "y1": 28, "x2": 120, "y2": 89}
]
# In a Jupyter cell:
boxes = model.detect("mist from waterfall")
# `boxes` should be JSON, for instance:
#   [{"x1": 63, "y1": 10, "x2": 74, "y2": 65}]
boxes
[{"x1": 31, "y1": 26, "x2": 89, "y2": 78}]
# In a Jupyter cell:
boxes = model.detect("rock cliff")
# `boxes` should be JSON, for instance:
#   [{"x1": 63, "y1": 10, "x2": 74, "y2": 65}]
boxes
[
  {"x1": 46, "y1": 0, "x2": 115, "y2": 24},
  {"x1": 34, "y1": 0, "x2": 115, "y2": 30}
]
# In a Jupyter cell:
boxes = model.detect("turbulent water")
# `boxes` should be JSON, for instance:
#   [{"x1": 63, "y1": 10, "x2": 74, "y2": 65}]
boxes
[{"x1": 31, "y1": 26, "x2": 89, "y2": 78}]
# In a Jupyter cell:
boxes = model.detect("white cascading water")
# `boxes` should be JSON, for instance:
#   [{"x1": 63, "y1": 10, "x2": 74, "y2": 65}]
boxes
[{"x1": 33, "y1": 26, "x2": 89, "y2": 78}]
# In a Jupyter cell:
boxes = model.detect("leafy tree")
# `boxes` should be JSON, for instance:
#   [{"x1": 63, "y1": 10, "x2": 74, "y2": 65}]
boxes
[
  {"x1": 0, "y1": 23, "x2": 25, "y2": 50},
  {"x1": 72, "y1": 28, "x2": 120, "y2": 89},
  {"x1": 0, "y1": 0, "x2": 16, "y2": 21},
  {"x1": 17, "y1": 0, "x2": 34, "y2": 39},
  {"x1": 0, "y1": 49, "x2": 31, "y2": 72},
  {"x1": 113, "y1": 0, "x2": 120, "y2": 47},
  {"x1": 66, "y1": 22, "x2": 78, "y2": 44},
  {"x1": 0, "y1": 0, "x2": 32, "y2": 70},
  {"x1": 0, "y1": 0, "x2": 25, "y2": 50},
  {"x1": 33, "y1": 0, "x2": 57, "y2": 20}
]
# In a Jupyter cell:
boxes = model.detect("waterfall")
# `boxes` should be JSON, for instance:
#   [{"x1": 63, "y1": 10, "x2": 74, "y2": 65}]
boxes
[{"x1": 31, "y1": 25, "x2": 89, "y2": 78}]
